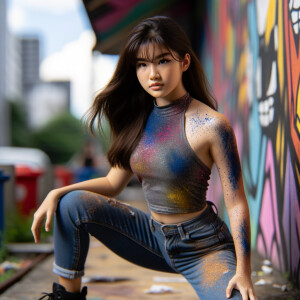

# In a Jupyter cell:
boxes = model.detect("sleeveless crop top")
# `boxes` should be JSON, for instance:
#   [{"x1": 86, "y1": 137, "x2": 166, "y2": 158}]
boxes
[{"x1": 130, "y1": 93, "x2": 211, "y2": 214}]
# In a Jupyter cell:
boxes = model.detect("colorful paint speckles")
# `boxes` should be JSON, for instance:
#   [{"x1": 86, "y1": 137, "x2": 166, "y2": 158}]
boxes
[
  {"x1": 189, "y1": 112, "x2": 213, "y2": 134},
  {"x1": 167, "y1": 149, "x2": 190, "y2": 175},
  {"x1": 218, "y1": 123, "x2": 242, "y2": 190},
  {"x1": 167, "y1": 187, "x2": 190, "y2": 204},
  {"x1": 201, "y1": 251, "x2": 231, "y2": 287},
  {"x1": 239, "y1": 219, "x2": 250, "y2": 256},
  {"x1": 130, "y1": 93, "x2": 211, "y2": 214}
]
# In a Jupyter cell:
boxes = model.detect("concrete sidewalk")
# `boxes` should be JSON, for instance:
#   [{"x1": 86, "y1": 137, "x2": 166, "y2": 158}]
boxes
[{"x1": 1, "y1": 187, "x2": 299, "y2": 300}]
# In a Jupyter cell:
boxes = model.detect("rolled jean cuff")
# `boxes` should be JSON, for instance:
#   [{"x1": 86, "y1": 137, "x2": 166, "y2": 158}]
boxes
[{"x1": 53, "y1": 262, "x2": 84, "y2": 279}]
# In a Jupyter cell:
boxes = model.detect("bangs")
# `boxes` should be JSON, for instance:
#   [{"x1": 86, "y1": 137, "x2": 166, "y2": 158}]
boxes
[
  {"x1": 128, "y1": 34, "x2": 180, "y2": 66},
  {"x1": 138, "y1": 39, "x2": 166, "y2": 62},
  {"x1": 138, "y1": 41, "x2": 181, "y2": 63}
]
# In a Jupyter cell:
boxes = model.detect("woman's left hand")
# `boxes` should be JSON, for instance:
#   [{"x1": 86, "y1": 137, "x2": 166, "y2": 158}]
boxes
[{"x1": 226, "y1": 273, "x2": 258, "y2": 300}]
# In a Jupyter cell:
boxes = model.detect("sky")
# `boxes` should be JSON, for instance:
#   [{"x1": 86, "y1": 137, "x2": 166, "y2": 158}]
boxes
[{"x1": 7, "y1": 0, "x2": 119, "y2": 118}]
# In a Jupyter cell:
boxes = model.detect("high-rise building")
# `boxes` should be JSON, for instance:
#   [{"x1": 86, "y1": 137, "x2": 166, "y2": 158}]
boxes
[
  {"x1": 21, "y1": 37, "x2": 40, "y2": 94},
  {"x1": 6, "y1": 32, "x2": 22, "y2": 100},
  {"x1": 0, "y1": 0, "x2": 10, "y2": 145}
]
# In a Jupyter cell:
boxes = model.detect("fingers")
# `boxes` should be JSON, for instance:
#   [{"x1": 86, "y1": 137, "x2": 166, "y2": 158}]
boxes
[
  {"x1": 240, "y1": 288, "x2": 257, "y2": 300},
  {"x1": 45, "y1": 211, "x2": 53, "y2": 232},
  {"x1": 229, "y1": 285, "x2": 257, "y2": 300},
  {"x1": 227, "y1": 274, "x2": 257, "y2": 300},
  {"x1": 240, "y1": 289, "x2": 248, "y2": 300},
  {"x1": 249, "y1": 289, "x2": 258, "y2": 300},
  {"x1": 226, "y1": 280, "x2": 234, "y2": 298},
  {"x1": 31, "y1": 219, "x2": 41, "y2": 243},
  {"x1": 31, "y1": 191, "x2": 58, "y2": 243},
  {"x1": 31, "y1": 212, "x2": 45, "y2": 243}
]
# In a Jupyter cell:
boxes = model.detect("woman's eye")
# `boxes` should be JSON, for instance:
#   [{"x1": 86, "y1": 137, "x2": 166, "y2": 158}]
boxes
[
  {"x1": 159, "y1": 59, "x2": 170, "y2": 65},
  {"x1": 137, "y1": 62, "x2": 147, "y2": 68}
]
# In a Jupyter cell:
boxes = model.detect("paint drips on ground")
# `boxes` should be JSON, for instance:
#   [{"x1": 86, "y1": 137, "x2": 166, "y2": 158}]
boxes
[{"x1": 218, "y1": 124, "x2": 242, "y2": 190}]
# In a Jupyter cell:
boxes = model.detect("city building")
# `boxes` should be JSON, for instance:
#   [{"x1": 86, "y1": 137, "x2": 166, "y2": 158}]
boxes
[
  {"x1": 0, "y1": 0, "x2": 10, "y2": 146},
  {"x1": 26, "y1": 81, "x2": 71, "y2": 130},
  {"x1": 20, "y1": 37, "x2": 41, "y2": 94},
  {"x1": 6, "y1": 32, "x2": 22, "y2": 100}
]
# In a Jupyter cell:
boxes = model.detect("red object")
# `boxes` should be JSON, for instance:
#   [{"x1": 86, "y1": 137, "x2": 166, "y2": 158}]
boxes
[
  {"x1": 15, "y1": 166, "x2": 44, "y2": 215},
  {"x1": 54, "y1": 166, "x2": 74, "y2": 188}
]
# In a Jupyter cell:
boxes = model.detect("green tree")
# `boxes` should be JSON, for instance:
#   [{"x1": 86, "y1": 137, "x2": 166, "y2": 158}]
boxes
[
  {"x1": 32, "y1": 112, "x2": 87, "y2": 164},
  {"x1": 9, "y1": 101, "x2": 33, "y2": 147}
]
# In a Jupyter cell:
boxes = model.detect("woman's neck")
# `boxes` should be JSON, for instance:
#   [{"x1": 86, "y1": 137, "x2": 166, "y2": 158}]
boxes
[{"x1": 155, "y1": 87, "x2": 188, "y2": 106}]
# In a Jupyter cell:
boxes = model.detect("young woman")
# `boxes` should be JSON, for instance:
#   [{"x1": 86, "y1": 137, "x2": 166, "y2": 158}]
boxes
[{"x1": 32, "y1": 16, "x2": 257, "y2": 300}]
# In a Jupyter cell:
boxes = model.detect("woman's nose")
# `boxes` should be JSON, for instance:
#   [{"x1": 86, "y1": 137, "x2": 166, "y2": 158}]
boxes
[{"x1": 149, "y1": 64, "x2": 160, "y2": 80}]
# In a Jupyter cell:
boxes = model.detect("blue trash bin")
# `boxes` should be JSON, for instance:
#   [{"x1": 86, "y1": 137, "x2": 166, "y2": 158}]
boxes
[{"x1": 0, "y1": 169, "x2": 10, "y2": 245}]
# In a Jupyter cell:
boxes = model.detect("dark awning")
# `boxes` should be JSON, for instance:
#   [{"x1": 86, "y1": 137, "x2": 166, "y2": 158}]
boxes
[{"x1": 82, "y1": 0, "x2": 197, "y2": 55}]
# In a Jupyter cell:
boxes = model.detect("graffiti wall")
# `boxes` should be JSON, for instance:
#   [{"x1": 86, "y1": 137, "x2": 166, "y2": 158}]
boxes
[{"x1": 203, "y1": 0, "x2": 300, "y2": 285}]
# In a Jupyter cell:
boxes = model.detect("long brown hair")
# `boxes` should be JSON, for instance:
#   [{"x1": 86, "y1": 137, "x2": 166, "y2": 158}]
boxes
[{"x1": 85, "y1": 16, "x2": 217, "y2": 170}]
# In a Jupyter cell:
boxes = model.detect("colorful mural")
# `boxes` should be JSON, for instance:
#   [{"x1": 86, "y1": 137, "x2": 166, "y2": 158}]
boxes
[{"x1": 203, "y1": 0, "x2": 300, "y2": 286}]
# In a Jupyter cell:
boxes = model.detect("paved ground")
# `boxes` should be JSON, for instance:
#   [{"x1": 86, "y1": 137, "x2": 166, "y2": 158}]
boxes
[{"x1": 1, "y1": 187, "x2": 299, "y2": 300}]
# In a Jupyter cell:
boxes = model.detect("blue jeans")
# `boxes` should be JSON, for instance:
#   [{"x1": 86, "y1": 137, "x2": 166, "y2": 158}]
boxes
[{"x1": 53, "y1": 191, "x2": 242, "y2": 299}]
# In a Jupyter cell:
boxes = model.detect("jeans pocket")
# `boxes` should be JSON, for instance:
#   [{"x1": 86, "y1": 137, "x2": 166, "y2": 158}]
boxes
[
  {"x1": 175, "y1": 234, "x2": 220, "y2": 255},
  {"x1": 176, "y1": 223, "x2": 220, "y2": 253},
  {"x1": 187, "y1": 223, "x2": 216, "y2": 240}
]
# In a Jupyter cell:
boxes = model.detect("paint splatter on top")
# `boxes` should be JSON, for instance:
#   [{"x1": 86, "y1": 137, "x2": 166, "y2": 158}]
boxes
[{"x1": 130, "y1": 93, "x2": 211, "y2": 214}]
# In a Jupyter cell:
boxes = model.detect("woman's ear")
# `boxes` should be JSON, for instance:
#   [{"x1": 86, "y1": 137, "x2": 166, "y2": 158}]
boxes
[{"x1": 182, "y1": 53, "x2": 191, "y2": 72}]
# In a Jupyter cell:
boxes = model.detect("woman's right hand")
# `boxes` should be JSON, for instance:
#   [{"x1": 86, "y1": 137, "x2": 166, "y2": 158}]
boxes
[
  {"x1": 31, "y1": 189, "x2": 61, "y2": 243},
  {"x1": 31, "y1": 167, "x2": 133, "y2": 243}
]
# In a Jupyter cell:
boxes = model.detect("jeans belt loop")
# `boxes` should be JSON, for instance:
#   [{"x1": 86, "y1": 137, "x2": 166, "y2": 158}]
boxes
[
  {"x1": 208, "y1": 201, "x2": 218, "y2": 216},
  {"x1": 149, "y1": 217, "x2": 155, "y2": 232},
  {"x1": 177, "y1": 224, "x2": 189, "y2": 240}
]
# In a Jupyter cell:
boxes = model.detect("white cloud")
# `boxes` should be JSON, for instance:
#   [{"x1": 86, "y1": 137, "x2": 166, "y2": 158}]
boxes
[
  {"x1": 10, "y1": 0, "x2": 81, "y2": 15},
  {"x1": 93, "y1": 53, "x2": 119, "y2": 93},
  {"x1": 8, "y1": 5, "x2": 27, "y2": 32},
  {"x1": 41, "y1": 30, "x2": 118, "y2": 119},
  {"x1": 41, "y1": 30, "x2": 95, "y2": 117}
]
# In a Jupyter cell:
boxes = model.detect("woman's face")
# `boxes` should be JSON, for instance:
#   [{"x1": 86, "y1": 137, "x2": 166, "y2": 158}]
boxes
[{"x1": 136, "y1": 43, "x2": 190, "y2": 105}]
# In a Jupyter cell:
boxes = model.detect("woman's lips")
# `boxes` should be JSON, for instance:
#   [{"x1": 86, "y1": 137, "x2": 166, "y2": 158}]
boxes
[{"x1": 149, "y1": 83, "x2": 163, "y2": 90}]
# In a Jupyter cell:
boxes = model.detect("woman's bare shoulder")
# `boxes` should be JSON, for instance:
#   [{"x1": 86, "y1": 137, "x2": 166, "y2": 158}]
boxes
[{"x1": 186, "y1": 98, "x2": 230, "y2": 135}]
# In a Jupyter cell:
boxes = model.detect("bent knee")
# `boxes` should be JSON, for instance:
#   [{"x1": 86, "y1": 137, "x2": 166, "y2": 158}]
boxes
[
  {"x1": 58, "y1": 190, "x2": 88, "y2": 213},
  {"x1": 57, "y1": 190, "x2": 108, "y2": 223},
  {"x1": 60, "y1": 190, "x2": 85, "y2": 204},
  {"x1": 58, "y1": 190, "x2": 107, "y2": 212}
]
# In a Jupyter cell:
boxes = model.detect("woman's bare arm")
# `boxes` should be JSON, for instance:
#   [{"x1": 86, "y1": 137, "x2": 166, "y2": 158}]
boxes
[
  {"x1": 51, "y1": 167, "x2": 133, "y2": 198},
  {"x1": 210, "y1": 115, "x2": 257, "y2": 300},
  {"x1": 31, "y1": 167, "x2": 133, "y2": 243}
]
